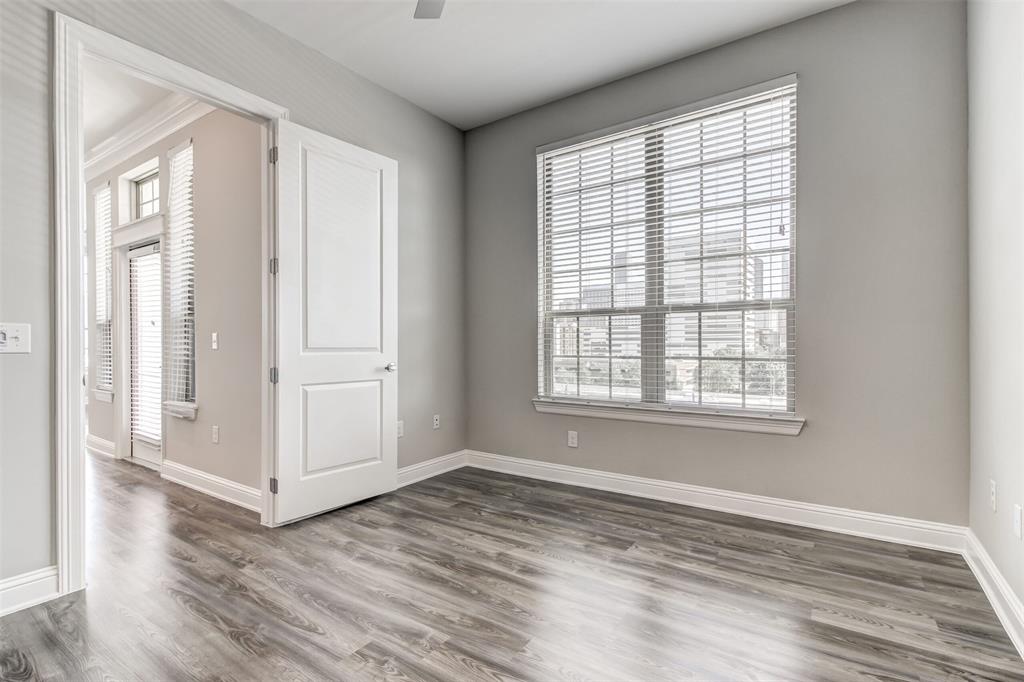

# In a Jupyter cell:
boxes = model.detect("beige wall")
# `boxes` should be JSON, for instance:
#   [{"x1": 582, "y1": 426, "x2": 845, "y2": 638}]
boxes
[
  {"x1": 967, "y1": 0, "x2": 1024, "y2": 599},
  {"x1": 0, "y1": 0, "x2": 467, "y2": 579},
  {"x1": 86, "y1": 108, "x2": 264, "y2": 488},
  {"x1": 464, "y1": 0, "x2": 970, "y2": 524}
]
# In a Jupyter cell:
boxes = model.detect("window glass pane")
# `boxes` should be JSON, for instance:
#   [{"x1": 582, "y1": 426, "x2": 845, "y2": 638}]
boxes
[
  {"x1": 700, "y1": 359, "x2": 743, "y2": 407},
  {"x1": 666, "y1": 359, "x2": 699, "y2": 403},
  {"x1": 578, "y1": 316, "x2": 609, "y2": 356},
  {"x1": 611, "y1": 359, "x2": 641, "y2": 401},
  {"x1": 702, "y1": 256, "x2": 745, "y2": 303},
  {"x1": 745, "y1": 361, "x2": 788, "y2": 411},
  {"x1": 579, "y1": 359, "x2": 610, "y2": 399},
  {"x1": 744, "y1": 310, "x2": 788, "y2": 358},
  {"x1": 552, "y1": 357, "x2": 579, "y2": 397},
  {"x1": 701, "y1": 311, "x2": 743, "y2": 357},
  {"x1": 666, "y1": 313, "x2": 699, "y2": 357}
]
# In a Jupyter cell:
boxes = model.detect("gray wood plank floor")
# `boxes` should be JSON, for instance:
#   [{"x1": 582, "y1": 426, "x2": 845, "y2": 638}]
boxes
[{"x1": 1, "y1": 454, "x2": 1021, "y2": 681}]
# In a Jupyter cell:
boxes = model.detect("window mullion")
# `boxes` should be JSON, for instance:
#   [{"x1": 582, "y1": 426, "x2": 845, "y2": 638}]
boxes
[{"x1": 641, "y1": 132, "x2": 665, "y2": 404}]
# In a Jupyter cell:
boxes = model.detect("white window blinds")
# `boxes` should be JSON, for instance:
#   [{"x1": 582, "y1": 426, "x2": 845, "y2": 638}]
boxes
[
  {"x1": 94, "y1": 186, "x2": 113, "y2": 391},
  {"x1": 537, "y1": 79, "x2": 797, "y2": 415},
  {"x1": 130, "y1": 246, "x2": 163, "y2": 445},
  {"x1": 164, "y1": 142, "x2": 196, "y2": 406}
]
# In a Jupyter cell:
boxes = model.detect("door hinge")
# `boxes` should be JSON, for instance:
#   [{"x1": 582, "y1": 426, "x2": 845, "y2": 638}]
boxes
[
  {"x1": 270, "y1": 367, "x2": 278, "y2": 384},
  {"x1": 269, "y1": 477, "x2": 279, "y2": 494},
  {"x1": 269, "y1": 257, "x2": 278, "y2": 274},
  {"x1": 268, "y1": 146, "x2": 278, "y2": 164}
]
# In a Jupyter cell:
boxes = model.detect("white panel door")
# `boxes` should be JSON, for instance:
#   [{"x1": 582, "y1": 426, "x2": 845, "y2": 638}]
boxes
[{"x1": 274, "y1": 119, "x2": 398, "y2": 524}]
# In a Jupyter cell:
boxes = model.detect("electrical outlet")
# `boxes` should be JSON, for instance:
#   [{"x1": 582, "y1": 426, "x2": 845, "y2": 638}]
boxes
[
  {"x1": 567, "y1": 430, "x2": 578, "y2": 448},
  {"x1": 991, "y1": 480, "x2": 997, "y2": 513},
  {"x1": 397, "y1": 420, "x2": 404, "y2": 438},
  {"x1": 211, "y1": 332, "x2": 219, "y2": 350},
  {"x1": 432, "y1": 414, "x2": 440, "y2": 430},
  {"x1": 211, "y1": 425, "x2": 220, "y2": 444},
  {"x1": 1014, "y1": 504, "x2": 1022, "y2": 540}
]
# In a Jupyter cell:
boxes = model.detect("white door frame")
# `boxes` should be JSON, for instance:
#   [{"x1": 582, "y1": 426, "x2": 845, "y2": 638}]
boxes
[{"x1": 53, "y1": 12, "x2": 289, "y2": 595}]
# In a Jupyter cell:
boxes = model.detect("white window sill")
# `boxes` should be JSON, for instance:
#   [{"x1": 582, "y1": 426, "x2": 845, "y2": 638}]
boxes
[
  {"x1": 163, "y1": 401, "x2": 198, "y2": 420},
  {"x1": 532, "y1": 398, "x2": 805, "y2": 436},
  {"x1": 93, "y1": 389, "x2": 114, "y2": 403}
]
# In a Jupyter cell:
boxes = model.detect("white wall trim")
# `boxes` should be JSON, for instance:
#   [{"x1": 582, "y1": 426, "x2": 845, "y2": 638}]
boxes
[
  {"x1": 533, "y1": 398, "x2": 805, "y2": 436},
  {"x1": 160, "y1": 460, "x2": 262, "y2": 513},
  {"x1": 400, "y1": 450, "x2": 1024, "y2": 656},
  {"x1": 462, "y1": 450, "x2": 966, "y2": 553},
  {"x1": 0, "y1": 567, "x2": 59, "y2": 617},
  {"x1": 85, "y1": 93, "x2": 214, "y2": 180},
  {"x1": 85, "y1": 434, "x2": 115, "y2": 458},
  {"x1": 397, "y1": 450, "x2": 469, "y2": 487},
  {"x1": 964, "y1": 531, "x2": 1024, "y2": 660}
]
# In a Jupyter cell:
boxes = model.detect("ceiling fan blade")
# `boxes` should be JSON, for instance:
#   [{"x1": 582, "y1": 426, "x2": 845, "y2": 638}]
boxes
[{"x1": 414, "y1": 0, "x2": 445, "y2": 19}]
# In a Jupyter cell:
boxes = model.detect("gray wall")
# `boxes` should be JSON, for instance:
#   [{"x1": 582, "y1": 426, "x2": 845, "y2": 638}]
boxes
[
  {"x1": 465, "y1": 0, "x2": 970, "y2": 524},
  {"x1": 968, "y1": 0, "x2": 1024, "y2": 599},
  {"x1": 86, "y1": 109, "x2": 265, "y2": 489},
  {"x1": 0, "y1": 0, "x2": 467, "y2": 579}
]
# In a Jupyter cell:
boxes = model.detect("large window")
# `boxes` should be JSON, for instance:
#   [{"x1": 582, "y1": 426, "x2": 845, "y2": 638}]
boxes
[
  {"x1": 164, "y1": 141, "x2": 196, "y2": 412},
  {"x1": 537, "y1": 79, "x2": 797, "y2": 418}
]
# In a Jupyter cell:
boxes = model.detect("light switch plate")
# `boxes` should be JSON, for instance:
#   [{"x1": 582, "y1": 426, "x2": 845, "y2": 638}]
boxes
[
  {"x1": 211, "y1": 332, "x2": 219, "y2": 350},
  {"x1": 0, "y1": 323, "x2": 31, "y2": 353},
  {"x1": 397, "y1": 420, "x2": 404, "y2": 438},
  {"x1": 1014, "y1": 504, "x2": 1022, "y2": 540}
]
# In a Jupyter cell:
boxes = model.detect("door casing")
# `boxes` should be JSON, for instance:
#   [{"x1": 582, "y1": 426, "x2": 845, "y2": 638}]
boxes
[{"x1": 53, "y1": 12, "x2": 289, "y2": 595}]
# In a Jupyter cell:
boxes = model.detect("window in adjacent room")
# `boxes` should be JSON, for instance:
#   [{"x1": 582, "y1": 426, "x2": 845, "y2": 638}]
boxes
[
  {"x1": 94, "y1": 184, "x2": 113, "y2": 392},
  {"x1": 133, "y1": 168, "x2": 160, "y2": 219},
  {"x1": 536, "y1": 77, "x2": 797, "y2": 419},
  {"x1": 164, "y1": 141, "x2": 196, "y2": 415}
]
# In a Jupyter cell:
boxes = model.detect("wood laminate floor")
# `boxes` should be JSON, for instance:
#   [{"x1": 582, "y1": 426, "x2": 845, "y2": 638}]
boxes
[{"x1": 1, "y1": 454, "x2": 1021, "y2": 681}]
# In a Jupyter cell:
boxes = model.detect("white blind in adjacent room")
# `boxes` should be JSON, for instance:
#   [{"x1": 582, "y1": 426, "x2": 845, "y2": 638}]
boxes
[
  {"x1": 165, "y1": 142, "x2": 196, "y2": 406},
  {"x1": 94, "y1": 185, "x2": 113, "y2": 391},
  {"x1": 130, "y1": 246, "x2": 163, "y2": 445},
  {"x1": 537, "y1": 79, "x2": 797, "y2": 414}
]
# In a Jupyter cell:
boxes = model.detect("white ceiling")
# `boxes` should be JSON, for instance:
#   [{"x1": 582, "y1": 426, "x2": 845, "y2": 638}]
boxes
[
  {"x1": 230, "y1": 0, "x2": 852, "y2": 129},
  {"x1": 83, "y1": 57, "x2": 175, "y2": 150}
]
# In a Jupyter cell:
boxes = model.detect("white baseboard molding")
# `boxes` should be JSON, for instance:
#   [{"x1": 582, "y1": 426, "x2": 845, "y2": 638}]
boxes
[
  {"x1": 85, "y1": 434, "x2": 115, "y2": 458},
  {"x1": 0, "y1": 566, "x2": 59, "y2": 618},
  {"x1": 160, "y1": 460, "x2": 261, "y2": 513},
  {"x1": 397, "y1": 450, "x2": 469, "y2": 487},
  {"x1": 462, "y1": 450, "x2": 966, "y2": 554},
  {"x1": 964, "y1": 531, "x2": 1024, "y2": 660}
]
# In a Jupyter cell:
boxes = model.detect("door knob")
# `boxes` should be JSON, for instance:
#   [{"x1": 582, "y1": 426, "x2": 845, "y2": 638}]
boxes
[{"x1": 384, "y1": 362, "x2": 397, "y2": 372}]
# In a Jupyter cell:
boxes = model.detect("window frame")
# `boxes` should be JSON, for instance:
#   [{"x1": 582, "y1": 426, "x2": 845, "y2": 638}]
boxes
[
  {"x1": 534, "y1": 76, "x2": 804, "y2": 435},
  {"x1": 133, "y1": 169, "x2": 160, "y2": 220}
]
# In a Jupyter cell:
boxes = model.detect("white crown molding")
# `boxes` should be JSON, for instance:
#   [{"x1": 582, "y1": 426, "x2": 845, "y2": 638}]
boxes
[
  {"x1": 85, "y1": 433, "x2": 115, "y2": 458},
  {"x1": 0, "y1": 566, "x2": 59, "y2": 617},
  {"x1": 85, "y1": 92, "x2": 215, "y2": 180},
  {"x1": 160, "y1": 460, "x2": 261, "y2": 513},
  {"x1": 964, "y1": 530, "x2": 1024, "y2": 660}
]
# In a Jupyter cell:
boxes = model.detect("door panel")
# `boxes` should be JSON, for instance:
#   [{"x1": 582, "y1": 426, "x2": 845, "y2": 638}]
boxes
[
  {"x1": 303, "y1": 147, "x2": 382, "y2": 352},
  {"x1": 274, "y1": 119, "x2": 398, "y2": 524}
]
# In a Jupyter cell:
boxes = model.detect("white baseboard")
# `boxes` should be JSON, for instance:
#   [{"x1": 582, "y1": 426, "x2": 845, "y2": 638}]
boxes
[
  {"x1": 397, "y1": 450, "x2": 469, "y2": 487},
  {"x1": 85, "y1": 433, "x2": 115, "y2": 458},
  {"x1": 0, "y1": 566, "x2": 59, "y2": 618},
  {"x1": 964, "y1": 530, "x2": 1024, "y2": 659},
  {"x1": 160, "y1": 460, "x2": 261, "y2": 513},
  {"x1": 462, "y1": 450, "x2": 967, "y2": 553}
]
